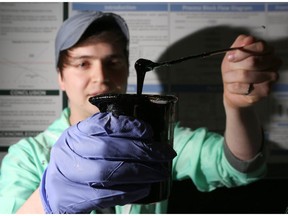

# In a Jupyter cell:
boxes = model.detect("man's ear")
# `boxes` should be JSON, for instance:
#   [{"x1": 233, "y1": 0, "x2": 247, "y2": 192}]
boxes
[{"x1": 57, "y1": 69, "x2": 65, "y2": 91}]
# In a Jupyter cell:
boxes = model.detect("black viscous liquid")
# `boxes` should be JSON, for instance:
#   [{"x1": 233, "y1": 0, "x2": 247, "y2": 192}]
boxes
[
  {"x1": 136, "y1": 70, "x2": 145, "y2": 96},
  {"x1": 134, "y1": 58, "x2": 155, "y2": 95}
]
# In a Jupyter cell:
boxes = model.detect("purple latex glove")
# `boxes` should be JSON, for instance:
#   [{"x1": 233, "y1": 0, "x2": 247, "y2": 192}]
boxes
[{"x1": 40, "y1": 112, "x2": 176, "y2": 213}]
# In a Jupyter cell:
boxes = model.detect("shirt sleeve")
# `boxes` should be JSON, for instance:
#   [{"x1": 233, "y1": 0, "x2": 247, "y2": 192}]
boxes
[
  {"x1": 172, "y1": 123, "x2": 267, "y2": 192},
  {"x1": 223, "y1": 135, "x2": 267, "y2": 173}
]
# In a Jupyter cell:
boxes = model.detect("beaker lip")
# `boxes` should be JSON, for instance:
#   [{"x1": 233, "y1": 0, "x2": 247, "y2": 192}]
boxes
[
  {"x1": 89, "y1": 93, "x2": 178, "y2": 113},
  {"x1": 89, "y1": 93, "x2": 178, "y2": 105}
]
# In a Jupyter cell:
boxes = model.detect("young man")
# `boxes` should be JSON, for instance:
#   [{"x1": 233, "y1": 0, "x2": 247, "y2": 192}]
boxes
[{"x1": 0, "y1": 11, "x2": 282, "y2": 213}]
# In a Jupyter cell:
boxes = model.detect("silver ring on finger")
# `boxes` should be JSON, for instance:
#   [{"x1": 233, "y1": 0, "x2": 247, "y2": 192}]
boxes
[{"x1": 244, "y1": 83, "x2": 254, "y2": 95}]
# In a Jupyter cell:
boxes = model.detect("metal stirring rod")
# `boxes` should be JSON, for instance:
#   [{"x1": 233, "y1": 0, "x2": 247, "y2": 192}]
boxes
[{"x1": 135, "y1": 46, "x2": 244, "y2": 73}]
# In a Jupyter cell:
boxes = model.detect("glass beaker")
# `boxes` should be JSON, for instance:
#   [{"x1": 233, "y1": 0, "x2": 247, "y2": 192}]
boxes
[{"x1": 89, "y1": 93, "x2": 178, "y2": 204}]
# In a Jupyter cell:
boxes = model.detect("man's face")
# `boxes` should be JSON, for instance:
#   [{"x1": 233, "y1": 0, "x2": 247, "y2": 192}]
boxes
[{"x1": 58, "y1": 32, "x2": 129, "y2": 123}]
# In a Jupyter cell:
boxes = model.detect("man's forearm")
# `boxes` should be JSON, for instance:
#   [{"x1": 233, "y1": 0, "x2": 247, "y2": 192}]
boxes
[{"x1": 224, "y1": 104, "x2": 263, "y2": 161}]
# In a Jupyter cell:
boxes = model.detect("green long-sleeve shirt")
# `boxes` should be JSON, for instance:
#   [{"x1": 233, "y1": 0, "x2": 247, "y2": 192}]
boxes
[{"x1": 0, "y1": 108, "x2": 266, "y2": 213}]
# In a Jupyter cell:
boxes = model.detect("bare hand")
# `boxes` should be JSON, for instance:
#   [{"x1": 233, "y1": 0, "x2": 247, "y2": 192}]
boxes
[{"x1": 221, "y1": 34, "x2": 282, "y2": 109}]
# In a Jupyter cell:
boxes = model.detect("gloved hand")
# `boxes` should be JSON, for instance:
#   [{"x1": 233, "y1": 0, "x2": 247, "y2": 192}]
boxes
[{"x1": 40, "y1": 112, "x2": 176, "y2": 214}]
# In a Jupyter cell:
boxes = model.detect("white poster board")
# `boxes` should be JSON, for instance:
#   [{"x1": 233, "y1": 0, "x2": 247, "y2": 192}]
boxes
[{"x1": 0, "y1": 3, "x2": 64, "y2": 146}]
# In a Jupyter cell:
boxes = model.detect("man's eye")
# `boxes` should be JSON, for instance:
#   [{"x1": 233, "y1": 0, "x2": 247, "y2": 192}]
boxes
[
  {"x1": 107, "y1": 58, "x2": 125, "y2": 69},
  {"x1": 77, "y1": 61, "x2": 89, "y2": 69}
]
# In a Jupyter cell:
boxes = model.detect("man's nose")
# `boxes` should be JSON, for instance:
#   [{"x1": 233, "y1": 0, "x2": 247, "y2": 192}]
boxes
[{"x1": 91, "y1": 61, "x2": 109, "y2": 83}]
